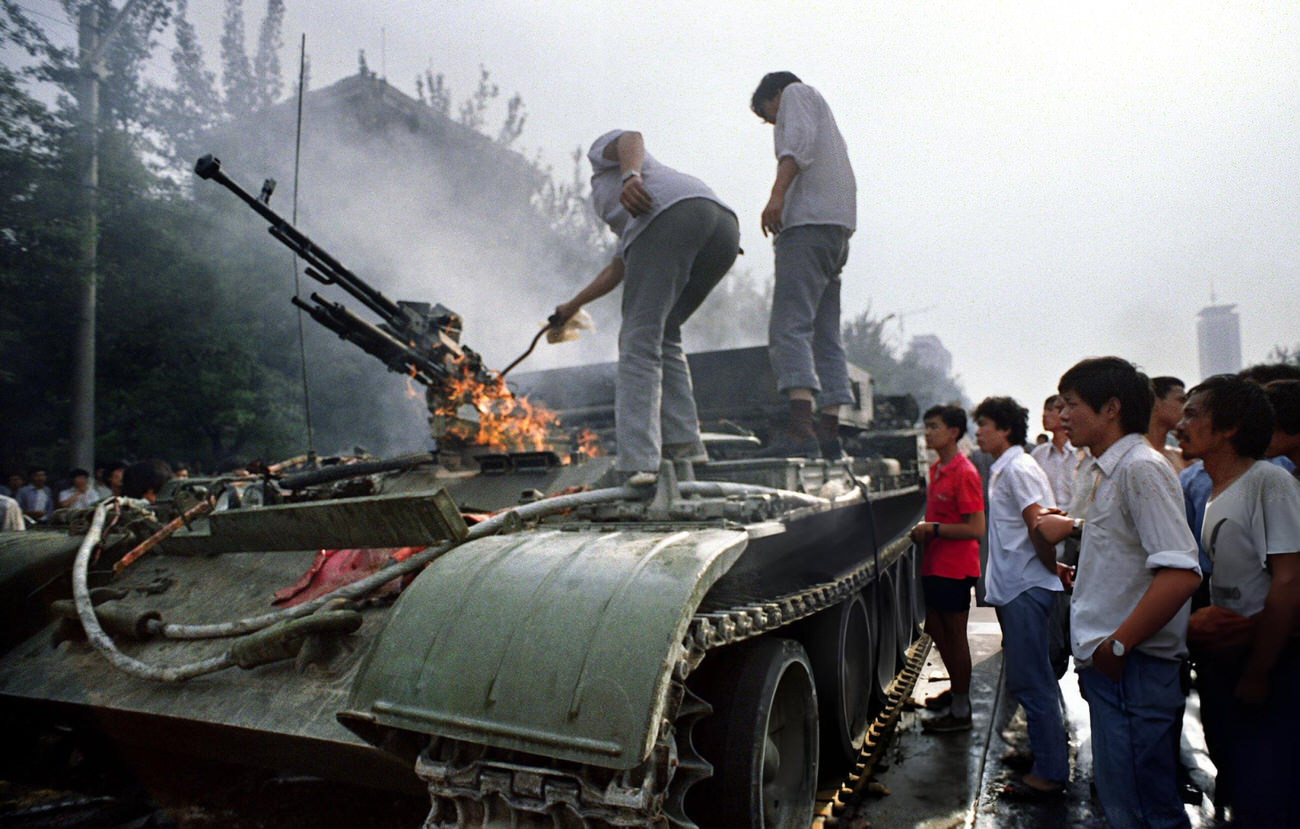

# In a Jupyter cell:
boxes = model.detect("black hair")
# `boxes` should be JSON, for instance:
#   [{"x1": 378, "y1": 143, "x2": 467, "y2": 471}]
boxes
[
  {"x1": 122, "y1": 459, "x2": 173, "y2": 499},
  {"x1": 68, "y1": 468, "x2": 89, "y2": 480},
  {"x1": 923, "y1": 404, "x2": 967, "y2": 438},
  {"x1": 1187, "y1": 375, "x2": 1274, "y2": 458},
  {"x1": 1266, "y1": 379, "x2": 1300, "y2": 436},
  {"x1": 1043, "y1": 394, "x2": 1062, "y2": 408},
  {"x1": 1238, "y1": 363, "x2": 1300, "y2": 384},
  {"x1": 973, "y1": 396, "x2": 1029, "y2": 447},
  {"x1": 1150, "y1": 376, "x2": 1184, "y2": 399},
  {"x1": 1057, "y1": 356, "x2": 1153, "y2": 435},
  {"x1": 750, "y1": 71, "x2": 802, "y2": 120}
]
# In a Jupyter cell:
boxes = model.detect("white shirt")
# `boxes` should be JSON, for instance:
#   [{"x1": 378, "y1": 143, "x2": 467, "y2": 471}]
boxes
[
  {"x1": 1072, "y1": 433, "x2": 1201, "y2": 663},
  {"x1": 587, "y1": 130, "x2": 732, "y2": 260},
  {"x1": 58, "y1": 487, "x2": 99, "y2": 510},
  {"x1": 1031, "y1": 439, "x2": 1078, "y2": 508},
  {"x1": 0, "y1": 495, "x2": 23, "y2": 531},
  {"x1": 772, "y1": 84, "x2": 856, "y2": 232},
  {"x1": 1202, "y1": 461, "x2": 1300, "y2": 617},
  {"x1": 983, "y1": 445, "x2": 1063, "y2": 606}
]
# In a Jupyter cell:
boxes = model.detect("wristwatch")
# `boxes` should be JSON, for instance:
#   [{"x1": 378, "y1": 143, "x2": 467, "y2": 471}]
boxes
[
  {"x1": 1108, "y1": 637, "x2": 1126, "y2": 658},
  {"x1": 1071, "y1": 517, "x2": 1084, "y2": 537},
  {"x1": 932, "y1": 522, "x2": 940, "y2": 538},
  {"x1": 621, "y1": 169, "x2": 642, "y2": 183}
]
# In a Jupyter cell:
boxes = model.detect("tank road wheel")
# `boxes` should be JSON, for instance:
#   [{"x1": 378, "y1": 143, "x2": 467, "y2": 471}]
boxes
[
  {"x1": 802, "y1": 593, "x2": 873, "y2": 774},
  {"x1": 866, "y1": 576, "x2": 897, "y2": 715},
  {"x1": 689, "y1": 638, "x2": 819, "y2": 829}
]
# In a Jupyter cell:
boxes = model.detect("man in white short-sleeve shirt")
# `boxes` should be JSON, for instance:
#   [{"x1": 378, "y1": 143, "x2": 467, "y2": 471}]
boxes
[
  {"x1": 1177, "y1": 374, "x2": 1300, "y2": 826},
  {"x1": 972, "y1": 396, "x2": 1069, "y2": 796},
  {"x1": 1037, "y1": 357, "x2": 1201, "y2": 829}
]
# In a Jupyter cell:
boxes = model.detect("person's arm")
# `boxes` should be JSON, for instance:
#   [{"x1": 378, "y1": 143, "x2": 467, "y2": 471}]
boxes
[
  {"x1": 554, "y1": 257, "x2": 625, "y2": 323},
  {"x1": 1236, "y1": 551, "x2": 1300, "y2": 704},
  {"x1": 1021, "y1": 503, "x2": 1059, "y2": 574},
  {"x1": 761, "y1": 156, "x2": 799, "y2": 238},
  {"x1": 1091, "y1": 567, "x2": 1202, "y2": 680},
  {"x1": 910, "y1": 510, "x2": 985, "y2": 544},
  {"x1": 602, "y1": 131, "x2": 652, "y2": 217}
]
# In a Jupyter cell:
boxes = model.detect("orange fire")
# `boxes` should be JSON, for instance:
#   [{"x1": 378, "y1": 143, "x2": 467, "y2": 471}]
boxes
[
  {"x1": 575, "y1": 428, "x2": 604, "y2": 458},
  {"x1": 431, "y1": 366, "x2": 560, "y2": 453},
  {"x1": 404, "y1": 365, "x2": 420, "y2": 399}
]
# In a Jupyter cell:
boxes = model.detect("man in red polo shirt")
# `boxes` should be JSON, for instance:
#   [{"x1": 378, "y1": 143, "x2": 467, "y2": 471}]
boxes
[{"x1": 910, "y1": 404, "x2": 986, "y2": 731}]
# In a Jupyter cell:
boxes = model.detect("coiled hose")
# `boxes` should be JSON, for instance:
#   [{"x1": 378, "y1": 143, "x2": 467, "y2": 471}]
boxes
[{"x1": 72, "y1": 482, "x2": 832, "y2": 681}]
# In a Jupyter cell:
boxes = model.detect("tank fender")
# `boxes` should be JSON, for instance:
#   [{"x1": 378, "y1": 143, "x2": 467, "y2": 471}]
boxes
[{"x1": 342, "y1": 527, "x2": 749, "y2": 769}]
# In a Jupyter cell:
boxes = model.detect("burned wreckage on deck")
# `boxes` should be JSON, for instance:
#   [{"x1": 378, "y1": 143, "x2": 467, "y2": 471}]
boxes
[{"x1": 0, "y1": 156, "x2": 929, "y2": 828}]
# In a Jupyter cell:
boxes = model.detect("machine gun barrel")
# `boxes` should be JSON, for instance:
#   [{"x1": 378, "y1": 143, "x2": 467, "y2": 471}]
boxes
[
  {"x1": 290, "y1": 294, "x2": 448, "y2": 385},
  {"x1": 194, "y1": 154, "x2": 403, "y2": 325}
]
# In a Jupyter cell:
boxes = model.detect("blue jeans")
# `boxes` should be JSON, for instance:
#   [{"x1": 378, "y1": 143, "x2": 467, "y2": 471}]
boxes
[
  {"x1": 768, "y1": 224, "x2": 853, "y2": 408},
  {"x1": 1079, "y1": 652, "x2": 1189, "y2": 829},
  {"x1": 997, "y1": 587, "x2": 1069, "y2": 782}
]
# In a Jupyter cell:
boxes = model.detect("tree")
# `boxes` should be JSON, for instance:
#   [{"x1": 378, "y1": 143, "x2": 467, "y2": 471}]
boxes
[
  {"x1": 842, "y1": 306, "x2": 968, "y2": 418},
  {"x1": 252, "y1": 0, "x2": 284, "y2": 110},
  {"x1": 1269, "y1": 344, "x2": 1300, "y2": 368},
  {"x1": 457, "y1": 65, "x2": 498, "y2": 132},
  {"x1": 220, "y1": 0, "x2": 255, "y2": 118}
]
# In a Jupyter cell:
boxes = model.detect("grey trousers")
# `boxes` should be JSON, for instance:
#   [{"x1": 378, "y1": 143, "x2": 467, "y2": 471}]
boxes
[
  {"x1": 769, "y1": 224, "x2": 854, "y2": 408},
  {"x1": 617, "y1": 199, "x2": 739, "y2": 472}
]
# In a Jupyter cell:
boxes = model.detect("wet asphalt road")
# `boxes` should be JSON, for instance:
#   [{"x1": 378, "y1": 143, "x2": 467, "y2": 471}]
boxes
[{"x1": 849, "y1": 606, "x2": 1219, "y2": 829}]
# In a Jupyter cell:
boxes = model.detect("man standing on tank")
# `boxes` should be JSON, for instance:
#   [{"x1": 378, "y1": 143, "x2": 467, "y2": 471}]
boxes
[
  {"x1": 750, "y1": 72, "x2": 856, "y2": 460},
  {"x1": 555, "y1": 130, "x2": 739, "y2": 486}
]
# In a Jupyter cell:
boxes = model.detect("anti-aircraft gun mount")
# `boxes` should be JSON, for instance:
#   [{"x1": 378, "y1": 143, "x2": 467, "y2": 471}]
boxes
[{"x1": 193, "y1": 154, "x2": 503, "y2": 448}]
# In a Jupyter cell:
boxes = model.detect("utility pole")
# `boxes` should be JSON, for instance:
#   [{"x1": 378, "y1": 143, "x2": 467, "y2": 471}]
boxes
[{"x1": 71, "y1": 0, "x2": 141, "y2": 472}]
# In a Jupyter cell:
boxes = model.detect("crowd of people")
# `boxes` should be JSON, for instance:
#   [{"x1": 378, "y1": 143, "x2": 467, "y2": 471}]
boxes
[
  {"x1": 911, "y1": 358, "x2": 1300, "y2": 827},
  {"x1": 0, "y1": 459, "x2": 188, "y2": 531}
]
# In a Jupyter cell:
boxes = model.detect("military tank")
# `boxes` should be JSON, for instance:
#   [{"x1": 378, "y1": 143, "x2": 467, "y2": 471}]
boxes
[{"x1": 0, "y1": 157, "x2": 928, "y2": 828}]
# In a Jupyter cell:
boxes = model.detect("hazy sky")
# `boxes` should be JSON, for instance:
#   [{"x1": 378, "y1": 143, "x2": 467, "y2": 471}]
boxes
[{"x1": 13, "y1": 1, "x2": 1300, "y2": 412}]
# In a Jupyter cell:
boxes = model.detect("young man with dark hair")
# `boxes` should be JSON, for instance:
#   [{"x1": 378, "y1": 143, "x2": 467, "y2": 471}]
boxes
[
  {"x1": 910, "y1": 404, "x2": 985, "y2": 731},
  {"x1": 121, "y1": 460, "x2": 173, "y2": 503},
  {"x1": 1176, "y1": 375, "x2": 1300, "y2": 825},
  {"x1": 15, "y1": 467, "x2": 54, "y2": 524},
  {"x1": 1036, "y1": 356, "x2": 1200, "y2": 828},
  {"x1": 1147, "y1": 376, "x2": 1187, "y2": 471},
  {"x1": 57, "y1": 468, "x2": 98, "y2": 510},
  {"x1": 972, "y1": 396, "x2": 1069, "y2": 796},
  {"x1": 1031, "y1": 394, "x2": 1078, "y2": 508},
  {"x1": 1265, "y1": 379, "x2": 1300, "y2": 477},
  {"x1": 750, "y1": 71, "x2": 856, "y2": 460}
]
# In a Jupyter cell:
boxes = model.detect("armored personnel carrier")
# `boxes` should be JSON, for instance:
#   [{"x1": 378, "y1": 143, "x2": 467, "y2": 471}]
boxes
[{"x1": 0, "y1": 157, "x2": 928, "y2": 828}]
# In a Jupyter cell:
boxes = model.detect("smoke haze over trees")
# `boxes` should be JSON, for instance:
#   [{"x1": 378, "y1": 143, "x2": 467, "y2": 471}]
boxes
[{"x1": 0, "y1": 0, "x2": 964, "y2": 474}]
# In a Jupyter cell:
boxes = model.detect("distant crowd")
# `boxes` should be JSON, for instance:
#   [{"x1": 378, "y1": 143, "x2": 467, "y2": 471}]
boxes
[
  {"x1": 911, "y1": 358, "x2": 1300, "y2": 827},
  {"x1": 0, "y1": 459, "x2": 189, "y2": 532}
]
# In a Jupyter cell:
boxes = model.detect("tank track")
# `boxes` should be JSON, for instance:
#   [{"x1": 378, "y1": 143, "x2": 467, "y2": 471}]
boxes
[{"x1": 414, "y1": 532, "x2": 919, "y2": 828}]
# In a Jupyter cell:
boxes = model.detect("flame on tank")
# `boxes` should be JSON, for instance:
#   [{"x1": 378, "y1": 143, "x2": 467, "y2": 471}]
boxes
[{"x1": 432, "y1": 365, "x2": 559, "y2": 453}]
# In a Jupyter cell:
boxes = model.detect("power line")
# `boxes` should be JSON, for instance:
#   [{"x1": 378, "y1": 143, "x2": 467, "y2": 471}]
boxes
[{"x1": 13, "y1": 2, "x2": 76, "y2": 31}]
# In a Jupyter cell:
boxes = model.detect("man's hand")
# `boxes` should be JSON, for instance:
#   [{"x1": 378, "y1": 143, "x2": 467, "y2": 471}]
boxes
[
  {"x1": 553, "y1": 301, "x2": 578, "y2": 325},
  {"x1": 1090, "y1": 639, "x2": 1126, "y2": 682},
  {"x1": 620, "y1": 176, "x2": 653, "y2": 217},
  {"x1": 761, "y1": 193, "x2": 784, "y2": 237},
  {"x1": 1056, "y1": 561, "x2": 1076, "y2": 591},
  {"x1": 909, "y1": 522, "x2": 934, "y2": 545}
]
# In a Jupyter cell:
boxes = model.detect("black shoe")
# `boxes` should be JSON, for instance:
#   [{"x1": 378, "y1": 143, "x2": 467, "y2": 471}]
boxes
[
  {"x1": 1001, "y1": 749, "x2": 1034, "y2": 773},
  {"x1": 924, "y1": 689, "x2": 952, "y2": 710},
  {"x1": 819, "y1": 436, "x2": 848, "y2": 462}
]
